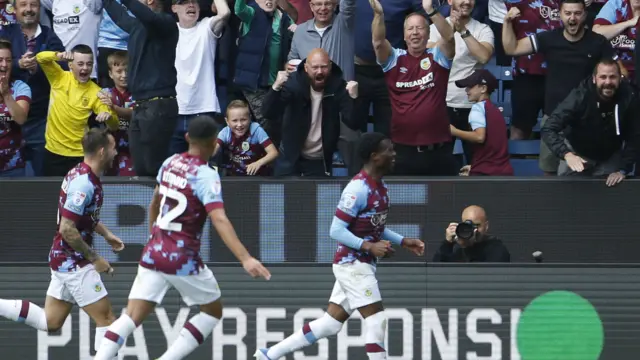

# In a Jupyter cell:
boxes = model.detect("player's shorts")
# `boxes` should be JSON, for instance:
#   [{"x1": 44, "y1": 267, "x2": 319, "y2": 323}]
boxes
[
  {"x1": 328, "y1": 260, "x2": 382, "y2": 313},
  {"x1": 128, "y1": 265, "x2": 221, "y2": 306},
  {"x1": 46, "y1": 264, "x2": 108, "y2": 308}
]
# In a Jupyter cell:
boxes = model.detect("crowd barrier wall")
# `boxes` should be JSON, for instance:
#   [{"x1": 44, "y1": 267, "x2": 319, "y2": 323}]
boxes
[
  {"x1": 0, "y1": 178, "x2": 637, "y2": 263},
  {"x1": 0, "y1": 264, "x2": 635, "y2": 360}
]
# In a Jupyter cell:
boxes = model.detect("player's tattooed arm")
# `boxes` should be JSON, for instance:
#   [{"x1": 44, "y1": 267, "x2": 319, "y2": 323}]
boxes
[{"x1": 59, "y1": 217, "x2": 99, "y2": 262}]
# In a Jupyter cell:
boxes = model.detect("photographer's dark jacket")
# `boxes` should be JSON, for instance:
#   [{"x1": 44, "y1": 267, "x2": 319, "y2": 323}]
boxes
[
  {"x1": 541, "y1": 78, "x2": 640, "y2": 173},
  {"x1": 262, "y1": 60, "x2": 358, "y2": 175},
  {"x1": 432, "y1": 236, "x2": 511, "y2": 263}
]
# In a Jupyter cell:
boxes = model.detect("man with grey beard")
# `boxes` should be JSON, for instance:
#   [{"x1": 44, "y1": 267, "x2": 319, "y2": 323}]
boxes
[
  {"x1": 541, "y1": 59, "x2": 639, "y2": 186},
  {"x1": 0, "y1": 0, "x2": 65, "y2": 176},
  {"x1": 503, "y1": 0, "x2": 617, "y2": 175}
]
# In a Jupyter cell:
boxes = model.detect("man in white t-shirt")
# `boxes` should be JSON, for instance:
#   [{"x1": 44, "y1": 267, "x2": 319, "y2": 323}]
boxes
[
  {"x1": 428, "y1": 0, "x2": 494, "y2": 166},
  {"x1": 45, "y1": 0, "x2": 101, "y2": 78},
  {"x1": 169, "y1": 0, "x2": 230, "y2": 155}
]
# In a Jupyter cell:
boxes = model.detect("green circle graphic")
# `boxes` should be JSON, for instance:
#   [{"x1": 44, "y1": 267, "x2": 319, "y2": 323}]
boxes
[{"x1": 517, "y1": 290, "x2": 604, "y2": 360}]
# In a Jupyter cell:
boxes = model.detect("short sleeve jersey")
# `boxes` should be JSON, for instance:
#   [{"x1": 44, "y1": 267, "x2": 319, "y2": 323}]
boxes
[
  {"x1": 216, "y1": 122, "x2": 273, "y2": 175},
  {"x1": 506, "y1": 0, "x2": 562, "y2": 76},
  {"x1": 104, "y1": 87, "x2": 134, "y2": 154},
  {"x1": 140, "y1": 153, "x2": 224, "y2": 276},
  {"x1": 49, "y1": 162, "x2": 103, "y2": 272},
  {"x1": 333, "y1": 170, "x2": 390, "y2": 265},
  {"x1": 380, "y1": 46, "x2": 453, "y2": 146},
  {"x1": 594, "y1": 0, "x2": 637, "y2": 77},
  {"x1": 0, "y1": 2, "x2": 16, "y2": 26},
  {"x1": 530, "y1": 28, "x2": 616, "y2": 115},
  {"x1": 0, "y1": 80, "x2": 31, "y2": 172}
]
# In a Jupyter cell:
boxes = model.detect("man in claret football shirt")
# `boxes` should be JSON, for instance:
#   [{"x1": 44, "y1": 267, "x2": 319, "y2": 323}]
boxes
[
  {"x1": 0, "y1": 128, "x2": 125, "y2": 358},
  {"x1": 95, "y1": 115, "x2": 271, "y2": 360},
  {"x1": 371, "y1": 0, "x2": 459, "y2": 176},
  {"x1": 257, "y1": 132, "x2": 425, "y2": 360}
]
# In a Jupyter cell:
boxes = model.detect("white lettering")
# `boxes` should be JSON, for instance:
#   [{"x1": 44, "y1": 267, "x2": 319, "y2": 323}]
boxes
[
  {"x1": 293, "y1": 308, "x2": 329, "y2": 360},
  {"x1": 212, "y1": 307, "x2": 247, "y2": 360},
  {"x1": 156, "y1": 307, "x2": 191, "y2": 347},
  {"x1": 256, "y1": 308, "x2": 287, "y2": 350},
  {"x1": 611, "y1": 34, "x2": 635, "y2": 50},
  {"x1": 386, "y1": 308, "x2": 413, "y2": 360},
  {"x1": 422, "y1": 308, "x2": 458, "y2": 360},
  {"x1": 38, "y1": 314, "x2": 72, "y2": 360},
  {"x1": 510, "y1": 309, "x2": 522, "y2": 360},
  {"x1": 466, "y1": 309, "x2": 501, "y2": 360},
  {"x1": 161, "y1": 171, "x2": 188, "y2": 189},
  {"x1": 337, "y1": 312, "x2": 365, "y2": 360},
  {"x1": 395, "y1": 73, "x2": 434, "y2": 89}
]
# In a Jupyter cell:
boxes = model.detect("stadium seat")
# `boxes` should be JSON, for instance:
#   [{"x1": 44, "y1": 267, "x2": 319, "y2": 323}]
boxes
[
  {"x1": 332, "y1": 167, "x2": 348, "y2": 176},
  {"x1": 498, "y1": 102, "x2": 512, "y2": 119},
  {"x1": 510, "y1": 159, "x2": 543, "y2": 176},
  {"x1": 508, "y1": 139, "x2": 540, "y2": 155},
  {"x1": 500, "y1": 67, "x2": 513, "y2": 81},
  {"x1": 486, "y1": 64, "x2": 501, "y2": 78},
  {"x1": 367, "y1": 122, "x2": 374, "y2": 133}
]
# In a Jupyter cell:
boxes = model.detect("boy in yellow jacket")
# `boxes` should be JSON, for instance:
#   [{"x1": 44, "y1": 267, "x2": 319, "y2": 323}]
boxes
[{"x1": 37, "y1": 45, "x2": 118, "y2": 176}]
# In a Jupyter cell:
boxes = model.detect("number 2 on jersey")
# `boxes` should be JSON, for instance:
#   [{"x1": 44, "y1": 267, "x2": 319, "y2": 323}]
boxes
[{"x1": 157, "y1": 185, "x2": 188, "y2": 232}]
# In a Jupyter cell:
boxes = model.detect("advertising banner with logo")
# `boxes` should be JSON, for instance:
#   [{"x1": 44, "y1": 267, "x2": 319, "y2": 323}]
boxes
[
  {"x1": 0, "y1": 265, "x2": 636, "y2": 360},
  {"x1": 1, "y1": 178, "x2": 638, "y2": 263}
]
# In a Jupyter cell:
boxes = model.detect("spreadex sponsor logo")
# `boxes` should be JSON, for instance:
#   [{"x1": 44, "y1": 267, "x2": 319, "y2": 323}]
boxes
[{"x1": 38, "y1": 307, "x2": 524, "y2": 360}]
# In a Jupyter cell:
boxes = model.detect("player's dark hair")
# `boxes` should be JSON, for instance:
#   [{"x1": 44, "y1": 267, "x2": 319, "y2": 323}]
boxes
[
  {"x1": 593, "y1": 58, "x2": 621, "y2": 76},
  {"x1": 82, "y1": 128, "x2": 111, "y2": 156},
  {"x1": 560, "y1": 0, "x2": 585, "y2": 8},
  {"x1": 188, "y1": 115, "x2": 219, "y2": 142},
  {"x1": 358, "y1": 132, "x2": 388, "y2": 163},
  {"x1": 71, "y1": 44, "x2": 94, "y2": 57},
  {"x1": 0, "y1": 39, "x2": 12, "y2": 52}
]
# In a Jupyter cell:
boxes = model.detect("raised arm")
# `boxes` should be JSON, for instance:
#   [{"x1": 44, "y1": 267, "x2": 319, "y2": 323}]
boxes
[
  {"x1": 369, "y1": 0, "x2": 392, "y2": 65},
  {"x1": 502, "y1": 7, "x2": 534, "y2": 56},
  {"x1": 35, "y1": 51, "x2": 66, "y2": 85},
  {"x1": 592, "y1": 1, "x2": 639, "y2": 40},
  {"x1": 102, "y1": 0, "x2": 137, "y2": 33},
  {"x1": 277, "y1": 0, "x2": 298, "y2": 23},
  {"x1": 427, "y1": 0, "x2": 455, "y2": 59},
  {"x1": 263, "y1": 71, "x2": 293, "y2": 120},
  {"x1": 119, "y1": 0, "x2": 176, "y2": 35},
  {"x1": 1, "y1": 79, "x2": 30, "y2": 125},
  {"x1": 210, "y1": 0, "x2": 231, "y2": 36}
]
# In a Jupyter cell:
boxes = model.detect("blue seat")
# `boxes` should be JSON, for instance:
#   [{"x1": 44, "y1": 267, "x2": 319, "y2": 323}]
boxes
[
  {"x1": 501, "y1": 67, "x2": 513, "y2": 81},
  {"x1": 332, "y1": 167, "x2": 348, "y2": 177},
  {"x1": 498, "y1": 102, "x2": 512, "y2": 118},
  {"x1": 510, "y1": 159, "x2": 543, "y2": 176},
  {"x1": 486, "y1": 64, "x2": 501, "y2": 78},
  {"x1": 509, "y1": 139, "x2": 540, "y2": 155},
  {"x1": 532, "y1": 118, "x2": 542, "y2": 132},
  {"x1": 453, "y1": 139, "x2": 464, "y2": 155},
  {"x1": 367, "y1": 123, "x2": 374, "y2": 133}
]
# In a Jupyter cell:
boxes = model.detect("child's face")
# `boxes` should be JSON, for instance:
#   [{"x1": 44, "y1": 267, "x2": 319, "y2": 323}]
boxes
[
  {"x1": 226, "y1": 108, "x2": 251, "y2": 137},
  {"x1": 465, "y1": 84, "x2": 485, "y2": 103},
  {"x1": 108, "y1": 63, "x2": 128, "y2": 89}
]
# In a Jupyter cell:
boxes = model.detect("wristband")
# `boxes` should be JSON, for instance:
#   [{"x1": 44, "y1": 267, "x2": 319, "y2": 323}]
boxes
[
  {"x1": 427, "y1": 8, "x2": 438, "y2": 17},
  {"x1": 460, "y1": 30, "x2": 472, "y2": 39}
]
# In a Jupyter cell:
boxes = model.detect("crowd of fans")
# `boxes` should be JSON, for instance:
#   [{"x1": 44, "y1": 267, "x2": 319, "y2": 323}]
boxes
[{"x1": 0, "y1": 0, "x2": 635, "y2": 179}]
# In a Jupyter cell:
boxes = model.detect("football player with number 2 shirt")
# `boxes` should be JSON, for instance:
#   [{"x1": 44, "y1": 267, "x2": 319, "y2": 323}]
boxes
[
  {"x1": 94, "y1": 115, "x2": 271, "y2": 360},
  {"x1": 0, "y1": 128, "x2": 124, "y2": 359},
  {"x1": 256, "y1": 132, "x2": 425, "y2": 360}
]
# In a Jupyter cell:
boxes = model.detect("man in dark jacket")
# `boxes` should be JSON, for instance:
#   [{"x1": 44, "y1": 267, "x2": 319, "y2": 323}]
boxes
[
  {"x1": 541, "y1": 59, "x2": 639, "y2": 187},
  {"x1": 103, "y1": 0, "x2": 179, "y2": 177},
  {"x1": 0, "y1": 0, "x2": 65, "y2": 176},
  {"x1": 432, "y1": 205, "x2": 511, "y2": 263},
  {"x1": 263, "y1": 48, "x2": 359, "y2": 176}
]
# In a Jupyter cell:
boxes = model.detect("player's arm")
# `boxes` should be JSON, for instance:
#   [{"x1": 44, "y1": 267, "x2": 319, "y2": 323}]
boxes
[
  {"x1": 210, "y1": 0, "x2": 231, "y2": 36},
  {"x1": 59, "y1": 217, "x2": 99, "y2": 262},
  {"x1": 35, "y1": 51, "x2": 65, "y2": 85},
  {"x1": 149, "y1": 185, "x2": 162, "y2": 235},
  {"x1": 450, "y1": 103, "x2": 487, "y2": 144},
  {"x1": 59, "y1": 179, "x2": 100, "y2": 262}
]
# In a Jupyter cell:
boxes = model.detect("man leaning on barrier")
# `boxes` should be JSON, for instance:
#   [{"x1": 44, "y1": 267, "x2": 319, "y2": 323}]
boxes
[{"x1": 432, "y1": 205, "x2": 511, "y2": 262}]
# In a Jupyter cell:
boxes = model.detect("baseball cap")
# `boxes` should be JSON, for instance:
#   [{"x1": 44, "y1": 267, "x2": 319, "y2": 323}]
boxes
[{"x1": 454, "y1": 69, "x2": 498, "y2": 93}]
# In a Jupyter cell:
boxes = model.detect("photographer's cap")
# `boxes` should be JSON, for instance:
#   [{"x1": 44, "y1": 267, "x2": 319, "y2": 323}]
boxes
[{"x1": 455, "y1": 69, "x2": 498, "y2": 93}]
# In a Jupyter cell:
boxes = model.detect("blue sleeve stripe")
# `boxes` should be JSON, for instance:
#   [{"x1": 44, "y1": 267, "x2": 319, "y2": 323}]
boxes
[{"x1": 329, "y1": 217, "x2": 364, "y2": 250}]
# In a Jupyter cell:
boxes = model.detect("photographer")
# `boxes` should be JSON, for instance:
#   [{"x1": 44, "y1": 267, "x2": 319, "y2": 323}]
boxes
[{"x1": 432, "y1": 205, "x2": 510, "y2": 262}]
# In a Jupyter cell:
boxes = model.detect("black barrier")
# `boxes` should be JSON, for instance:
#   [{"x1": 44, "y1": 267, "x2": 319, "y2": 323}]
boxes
[
  {"x1": 0, "y1": 178, "x2": 638, "y2": 263},
  {"x1": 0, "y1": 264, "x2": 638, "y2": 360}
]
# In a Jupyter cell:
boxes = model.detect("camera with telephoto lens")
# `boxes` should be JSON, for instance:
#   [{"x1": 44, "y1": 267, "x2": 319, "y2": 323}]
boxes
[{"x1": 455, "y1": 220, "x2": 478, "y2": 241}]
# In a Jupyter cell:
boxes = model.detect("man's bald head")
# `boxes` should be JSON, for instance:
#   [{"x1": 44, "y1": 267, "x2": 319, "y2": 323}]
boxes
[
  {"x1": 461, "y1": 205, "x2": 489, "y2": 233},
  {"x1": 305, "y1": 48, "x2": 331, "y2": 91}
]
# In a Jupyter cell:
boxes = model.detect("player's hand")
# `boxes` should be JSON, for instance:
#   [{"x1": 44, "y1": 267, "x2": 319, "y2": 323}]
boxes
[
  {"x1": 346, "y1": 81, "x2": 358, "y2": 99},
  {"x1": 402, "y1": 238, "x2": 425, "y2": 256},
  {"x1": 272, "y1": 71, "x2": 290, "y2": 90},
  {"x1": 422, "y1": 0, "x2": 434, "y2": 14},
  {"x1": 242, "y1": 257, "x2": 271, "y2": 280},
  {"x1": 95, "y1": 112, "x2": 112, "y2": 123},
  {"x1": 363, "y1": 240, "x2": 393, "y2": 257},
  {"x1": 288, "y1": 23, "x2": 297, "y2": 32},
  {"x1": 106, "y1": 235, "x2": 125, "y2": 252},
  {"x1": 445, "y1": 222, "x2": 458, "y2": 242},
  {"x1": 505, "y1": 7, "x2": 520, "y2": 22},
  {"x1": 246, "y1": 162, "x2": 263, "y2": 176},
  {"x1": 564, "y1": 152, "x2": 587, "y2": 172},
  {"x1": 93, "y1": 256, "x2": 114, "y2": 275},
  {"x1": 459, "y1": 165, "x2": 471, "y2": 176},
  {"x1": 369, "y1": 0, "x2": 383, "y2": 14},
  {"x1": 56, "y1": 51, "x2": 74, "y2": 61},
  {"x1": 450, "y1": 9, "x2": 465, "y2": 32},
  {"x1": 606, "y1": 171, "x2": 625, "y2": 187},
  {"x1": 0, "y1": 76, "x2": 10, "y2": 97}
]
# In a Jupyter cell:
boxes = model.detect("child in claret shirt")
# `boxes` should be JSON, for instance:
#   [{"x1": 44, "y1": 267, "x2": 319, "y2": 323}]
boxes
[
  {"x1": 98, "y1": 51, "x2": 136, "y2": 176},
  {"x1": 214, "y1": 100, "x2": 278, "y2": 176}
]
